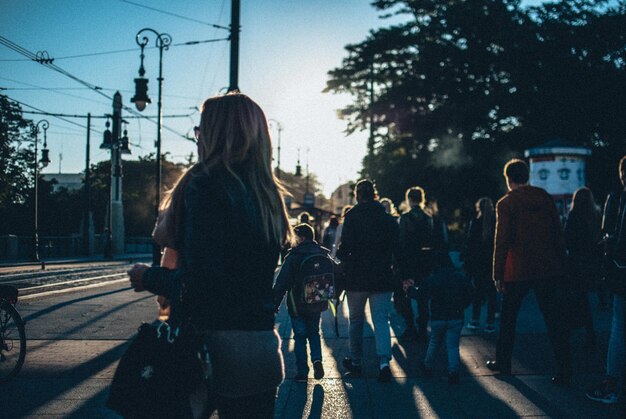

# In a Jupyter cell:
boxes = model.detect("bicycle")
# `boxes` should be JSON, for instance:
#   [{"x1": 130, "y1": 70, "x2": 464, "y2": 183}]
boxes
[{"x1": 0, "y1": 285, "x2": 26, "y2": 382}]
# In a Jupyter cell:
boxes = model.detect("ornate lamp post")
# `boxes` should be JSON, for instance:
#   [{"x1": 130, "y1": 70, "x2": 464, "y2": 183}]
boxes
[
  {"x1": 268, "y1": 119, "x2": 283, "y2": 178},
  {"x1": 32, "y1": 119, "x2": 51, "y2": 262},
  {"x1": 132, "y1": 28, "x2": 171, "y2": 266}
]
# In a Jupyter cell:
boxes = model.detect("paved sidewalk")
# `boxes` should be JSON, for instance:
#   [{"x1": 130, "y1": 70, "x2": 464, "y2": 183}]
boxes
[{"x1": 1, "y1": 282, "x2": 622, "y2": 418}]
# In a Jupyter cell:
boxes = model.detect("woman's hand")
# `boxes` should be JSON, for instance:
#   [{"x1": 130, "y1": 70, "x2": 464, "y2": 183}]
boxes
[{"x1": 128, "y1": 263, "x2": 150, "y2": 292}]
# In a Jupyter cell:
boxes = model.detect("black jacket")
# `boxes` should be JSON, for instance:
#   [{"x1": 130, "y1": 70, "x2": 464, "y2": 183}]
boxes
[
  {"x1": 603, "y1": 190, "x2": 626, "y2": 264},
  {"x1": 418, "y1": 266, "x2": 472, "y2": 321},
  {"x1": 142, "y1": 168, "x2": 280, "y2": 331},
  {"x1": 337, "y1": 201, "x2": 399, "y2": 292},
  {"x1": 273, "y1": 240, "x2": 329, "y2": 317},
  {"x1": 398, "y1": 207, "x2": 446, "y2": 280},
  {"x1": 462, "y1": 215, "x2": 495, "y2": 280}
]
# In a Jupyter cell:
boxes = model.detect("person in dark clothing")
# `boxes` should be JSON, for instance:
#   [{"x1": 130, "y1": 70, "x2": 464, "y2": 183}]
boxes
[
  {"x1": 273, "y1": 224, "x2": 328, "y2": 382},
  {"x1": 485, "y1": 159, "x2": 571, "y2": 385},
  {"x1": 564, "y1": 187, "x2": 602, "y2": 346},
  {"x1": 405, "y1": 252, "x2": 472, "y2": 384},
  {"x1": 463, "y1": 197, "x2": 497, "y2": 333},
  {"x1": 397, "y1": 186, "x2": 443, "y2": 342},
  {"x1": 322, "y1": 216, "x2": 339, "y2": 250},
  {"x1": 337, "y1": 179, "x2": 399, "y2": 382},
  {"x1": 127, "y1": 93, "x2": 293, "y2": 418},
  {"x1": 587, "y1": 155, "x2": 626, "y2": 404}
]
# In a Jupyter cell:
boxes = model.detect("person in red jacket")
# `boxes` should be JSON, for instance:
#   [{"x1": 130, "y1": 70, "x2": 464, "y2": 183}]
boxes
[{"x1": 485, "y1": 159, "x2": 571, "y2": 384}]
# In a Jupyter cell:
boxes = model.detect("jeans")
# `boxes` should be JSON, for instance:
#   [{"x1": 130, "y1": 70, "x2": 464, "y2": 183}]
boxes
[
  {"x1": 606, "y1": 295, "x2": 625, "y2": 380},
  {"x1": 424, "y1": 319, "x2": 463, "y2": 373},
  {"x1": 347, "y1": 291, "x2": 393, "y2": 365},
  {"x1": 496, "y1": 279, "x2": 571, "y2": 375},
  {"x1": 291, "y1": 312, "x2": 322, "y2": 375}
]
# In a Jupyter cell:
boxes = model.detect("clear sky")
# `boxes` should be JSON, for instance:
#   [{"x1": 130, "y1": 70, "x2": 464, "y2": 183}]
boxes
[{"x1": 1, "y1": 0, "x2": 543, "y2": 196}]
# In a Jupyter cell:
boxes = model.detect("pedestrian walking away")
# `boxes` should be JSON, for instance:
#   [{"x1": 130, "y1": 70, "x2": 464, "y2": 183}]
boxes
[
  {"x1": 337, "y1": 179, "x2": 399, "y2": 382},
  {"x1": 273, "y1": 223, "x2": 334, "y2": 382},
  {"x1": 127, "y1": 93, "x2": 294, "y2": 418},
  {"x1": 405, "y1": 251, "x2": 473, "y2": 384},
  {"x1": 485, "y1": 159, "x2": 571, "y2": 385},
  {"x1": 462, "y1": 197, "x2": 497, "y2": 333},
  {"x1": 563, "y1": 187, "x2": 602, "y2": 346},
  {"x1": 397, "y1": 186, "x2": 446, "y2": 343},
  {"x1": 587, "y1": 155, "x2": 626, "y2": 405}
]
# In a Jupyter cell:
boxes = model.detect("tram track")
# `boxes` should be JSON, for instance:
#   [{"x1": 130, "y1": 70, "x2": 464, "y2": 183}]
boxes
[{"x1": 0, "y1": 258, "x2": 149, "y2": 299}]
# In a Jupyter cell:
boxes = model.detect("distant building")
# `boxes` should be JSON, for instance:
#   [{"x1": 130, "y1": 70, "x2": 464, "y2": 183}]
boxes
[
  {"x1": 42, "y1": 173, "x2": 83, "y2": 193},
  {"x1": 330, "y1": 182, "x2": 354, "y2": 215}
]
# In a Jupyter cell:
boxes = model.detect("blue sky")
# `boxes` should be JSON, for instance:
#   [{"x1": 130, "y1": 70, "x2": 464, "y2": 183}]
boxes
[{"x1": 1, "y1": 0, "x2": 544, "y2": 195}]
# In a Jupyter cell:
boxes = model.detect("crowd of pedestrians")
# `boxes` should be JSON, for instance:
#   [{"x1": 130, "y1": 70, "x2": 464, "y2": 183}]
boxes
[{"x1": 124, "y1": 91, "x2": 626, "y2": 417}]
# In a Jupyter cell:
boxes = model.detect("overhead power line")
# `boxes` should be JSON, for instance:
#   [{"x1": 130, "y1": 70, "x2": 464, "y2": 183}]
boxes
[
  {"x1": 0, "y1": 37, "x2": 228, "y2": 62},
  {"x1": 22, "y1": 109, "x2": 197, "y2": 120},
  {"x1": 0, "y1": 36, "x2": 192, "y2": 141},
  {"x1": 6, "y1": 95, "x2": 102, "y2": 134},
  {"x1": 118, "y1": 0, "x2": 230, "y2": 30}
]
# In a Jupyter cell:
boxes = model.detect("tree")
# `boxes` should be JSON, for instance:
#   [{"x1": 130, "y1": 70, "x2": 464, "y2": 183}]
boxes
[
  {"x1": 88, "y1": 153, "x2": 188, "y2": 237},
  {"x1": 326, "y1": 0, "x2": 626, "y2": 224},
  {"x1": 0, "y1": 95, "x2": 57, "y2": 236},
  {"x1": 0, "y1": 95, "x2": 36, "y2": 208}
]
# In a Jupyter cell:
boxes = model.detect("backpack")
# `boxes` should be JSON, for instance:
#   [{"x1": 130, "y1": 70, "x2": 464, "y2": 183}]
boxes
[{"x1": 297, "y1": 254, "x2": 336, "y2": 305}]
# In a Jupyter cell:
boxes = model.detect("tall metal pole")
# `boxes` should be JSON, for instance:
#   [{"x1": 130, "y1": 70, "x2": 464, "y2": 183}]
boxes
[
  {"x1": 269, "y1": 119, "x2": 282, "y2": 178},
  {"x1": 154, "y1": 41, "x2": 164, "y2": 265},
  {"x1": 134, "y1": 28, "x2": 171, "y2": 266},
  {"x1": 83, "y1": 113, "x2": 91, "y2": 255},
  {"x1": 32, "y1": 120, "x2": 49, "y2": 262},
  {"x1": 33, "y1": 127, "x2": 40, "y2": 262},
  {"x1": 228, "y1": 0, "x2": 240, "y2": 92}
]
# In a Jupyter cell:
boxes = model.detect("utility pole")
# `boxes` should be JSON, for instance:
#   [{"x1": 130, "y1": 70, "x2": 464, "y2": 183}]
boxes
[
  {"x1": 83, "y1": 113, "x2": 94, "y2": 255},
  {"x1": 228, "y1": 0, "x2": 240, "y2": 92},
  {"x1": 110, "y1": 92, "x2": 125, "y2": 256}
]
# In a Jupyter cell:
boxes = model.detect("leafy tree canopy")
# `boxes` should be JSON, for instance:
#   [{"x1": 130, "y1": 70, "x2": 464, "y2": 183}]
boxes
[{"x1": 326, "y1": 0, "x2": 626, "y2": 222}]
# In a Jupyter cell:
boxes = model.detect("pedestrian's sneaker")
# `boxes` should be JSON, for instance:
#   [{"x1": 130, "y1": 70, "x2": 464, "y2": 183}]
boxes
[
  {"x1": 586, "y1": 379, "x2": 618, "y2": 404},
  {"x1": 313, "y1": 360, "x2": 325, "y2": 380},
  {"x1": 378, "y1": 365, "x2": 392, "y2": 383},
  {"x1": 342, "y1": 357, "x2": 362, "y2": 376},
  {"x1": 484, "y1": 322, "x2": 496, "y2": 334},
  {"x1": 466, "y1": 321, "x2": 480, "y2": 330}
]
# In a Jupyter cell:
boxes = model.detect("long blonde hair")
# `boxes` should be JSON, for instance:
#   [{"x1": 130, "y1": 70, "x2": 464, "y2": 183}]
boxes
[{"x1": 164, "y1": 93, "x2": 293, "y2": 246}]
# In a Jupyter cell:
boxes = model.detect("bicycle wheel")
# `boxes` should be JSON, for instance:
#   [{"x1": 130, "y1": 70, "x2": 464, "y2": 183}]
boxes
[{"x1": 0, "y1": 302, "x2": 26, "y2": 383}]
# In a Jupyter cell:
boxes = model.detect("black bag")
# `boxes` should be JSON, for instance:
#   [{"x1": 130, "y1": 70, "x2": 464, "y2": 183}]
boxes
[{"x1": 106, "y1": 322, "x2": 205, "y2": 418}]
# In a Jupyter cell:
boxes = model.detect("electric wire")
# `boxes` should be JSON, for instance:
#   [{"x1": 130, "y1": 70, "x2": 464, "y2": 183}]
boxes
[
  {"x1": 0, "y1": 36, "x2": 192, "y2": 142},
  {"x1": 0, "y1": 37, "x2": 228, "y2": 62},
  {"x1": 118, "y1": 0, "x2": 230, "y2": 30}
]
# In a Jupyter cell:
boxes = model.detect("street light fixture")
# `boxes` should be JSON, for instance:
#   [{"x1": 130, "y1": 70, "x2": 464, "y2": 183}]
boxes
[
  {"x1": 32, "y1": 119, "x2": 51, "y2": 262},
  {"x1": 132, "y1": 27, "x2": 172, "y2": 266},
  {"x1": 268, "y1": 119, "x2": 283, "y2": 179}
]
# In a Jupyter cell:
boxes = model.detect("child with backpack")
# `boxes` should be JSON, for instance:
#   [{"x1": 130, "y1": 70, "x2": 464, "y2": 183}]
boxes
[
  {"x1": 404, "y1": 251, "x2": 473, "y2": 384},
  {"x1": 273, "y1": 223, "x2": 335, "y2": 382}
]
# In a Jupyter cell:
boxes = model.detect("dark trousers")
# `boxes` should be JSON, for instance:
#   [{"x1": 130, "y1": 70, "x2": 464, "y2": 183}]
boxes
[
  {"x1": 471, "y1": 275, "x2": 497, "y2": 323},
  {"x1": 496, "y1": 279, "x2": 571, "y2": 375},
  {"x1": 394, "y1": 289, "x2": 429, "y2": 333}
]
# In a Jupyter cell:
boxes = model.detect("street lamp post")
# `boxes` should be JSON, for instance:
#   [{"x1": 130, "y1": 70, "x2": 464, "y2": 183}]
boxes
[
  {"x1": 132, "y1": 28, "x2": 172, "y2": 266},
  {"x1": 268, "y1": 119, "x2": 283, "y2": 178},
  {"x1": 33, "y1": 119, "x2": 51, "y2": 262}
]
